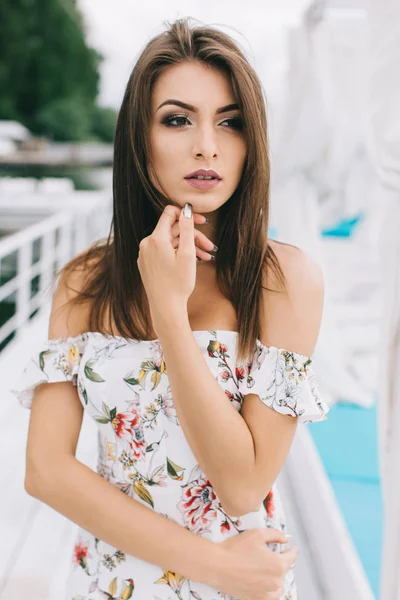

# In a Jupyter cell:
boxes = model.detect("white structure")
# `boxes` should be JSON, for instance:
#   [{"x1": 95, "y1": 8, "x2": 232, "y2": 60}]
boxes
[
  {"x1": 0, "y1": 121, "x2": 31, "y2": 155},
  {"x1": 365, "y1": 0, "x2": 400, "y2": 598},
  {"x1": 0, "y1": 187, "x2": 112, "y2": 348},
  {"x1": 269, "y1": 4, "x2": 380, "y2": 410}
]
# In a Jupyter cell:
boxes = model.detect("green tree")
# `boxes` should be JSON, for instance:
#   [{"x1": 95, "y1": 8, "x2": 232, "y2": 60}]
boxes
[
  {"x1": 0, "y1": 0, "x2": 113, "y2": 141},
  {"x1": 91, "y1": 106, "x2": 117, "y2": 143}
]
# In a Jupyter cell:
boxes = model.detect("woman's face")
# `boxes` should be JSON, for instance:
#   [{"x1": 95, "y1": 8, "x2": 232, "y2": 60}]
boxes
[{"x1": 149, "y1": 61, "x2": 247, "y2": 214}]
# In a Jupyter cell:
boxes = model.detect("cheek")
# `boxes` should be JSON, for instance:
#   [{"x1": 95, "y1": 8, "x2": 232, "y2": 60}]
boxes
[
  {"x1": 228, "y1": 139, "x2": 247, "y2": 176},
  {"x1": 152, "y1": 135, "x2": 184, "y2": 173}
]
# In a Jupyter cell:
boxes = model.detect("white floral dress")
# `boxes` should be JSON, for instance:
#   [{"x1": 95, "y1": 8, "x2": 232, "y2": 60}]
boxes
[{"x1": 12, "y1": 329, "x2": 329, "y2": 600}]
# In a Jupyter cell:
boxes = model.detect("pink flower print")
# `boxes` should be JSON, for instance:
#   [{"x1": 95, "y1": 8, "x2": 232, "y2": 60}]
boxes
[
  {"x1": 177, "y1": 477, "x2": 219, "y2": 534},
  {"x1": 220, "y1": 520, "x2": 231, "y2": 534},
  {"x1": 235, "y1": 365, "x2": 246, "y2": 384},
  {"x1": 149, "y1": 340, "x2": 164, "y2": 368},
  {"x1": 159, "y1": 391, "x2": 178, "y2": 424},
  {"x1": 111, "y1": 408, "x2": 146, "y2": 460},
  {"x1": 220, "y1": 369, "x2": 230, "y2": 382},
  {"x1": 225, "y1": 390, "x2": 234, "y2": 401},
  {"x1": 73, "y1": 541, "x2": 91, "y2": 570},
  {"x1": 219, "y1": 343, "x2": 228, "y2": 355},
  {"x1": 264, "y1": 490, "x2": 275, "y2": 519}
]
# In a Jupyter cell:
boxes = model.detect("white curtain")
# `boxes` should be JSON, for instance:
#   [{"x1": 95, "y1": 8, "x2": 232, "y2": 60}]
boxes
[{"x1": 270, "y1": 9, "x2": 372, "y2": 407}]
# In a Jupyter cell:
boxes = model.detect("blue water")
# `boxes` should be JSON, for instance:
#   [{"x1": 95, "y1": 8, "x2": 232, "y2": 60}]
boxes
[
  {"x1": 321, "y1": 212, "x2": 365, "y2": 237},
  {"x1": 308, "y1": 403, "x2": 383, "y2": 598}
]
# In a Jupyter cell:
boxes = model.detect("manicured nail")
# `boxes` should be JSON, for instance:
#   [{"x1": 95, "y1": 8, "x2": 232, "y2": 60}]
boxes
[
  {"x1": 204, "y1": 216, "x2": 210, "y2": 223},
  {"x1": 291, "y1": 561, "x2": 297, "y2": 568},
  {"x1": 212, "y1": 244, "x2": 219, "y2": 252},
  {"x1": 285, "y1": 535, "x2": 293, "y2": 539},
  {"x1": 183, "y1": 203, "x2": 192, "y2": 218},
  {"x1": 210, "y1": 255, "x2": 215, "y2": 260}
]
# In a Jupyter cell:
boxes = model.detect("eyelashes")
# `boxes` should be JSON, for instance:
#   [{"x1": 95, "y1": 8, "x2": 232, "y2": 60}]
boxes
[{"x1": 161, "y1": 113, "x2": 244, "y2": 131}]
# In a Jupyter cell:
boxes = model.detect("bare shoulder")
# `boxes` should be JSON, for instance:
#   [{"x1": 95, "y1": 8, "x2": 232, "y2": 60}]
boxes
[
  {"x1": 48, "y1": 248, "x2": 98, "y2": 339},
  {"x1": 260, "y1": 239, "x2": 324, "y2": 357}
]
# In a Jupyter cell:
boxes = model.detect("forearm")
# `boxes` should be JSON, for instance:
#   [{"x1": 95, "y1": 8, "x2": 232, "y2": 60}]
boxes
[
  {"x1": 26, "y1": 455, "x2": 226, "y2": 587},
  {"x1": 154, "y1": 308, "x2": 256, "y2": 515}
]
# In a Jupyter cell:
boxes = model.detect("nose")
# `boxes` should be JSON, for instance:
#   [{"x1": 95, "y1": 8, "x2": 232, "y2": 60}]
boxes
[{"x1": 193, "y1": 124, "x2": 218, "y2": 160}]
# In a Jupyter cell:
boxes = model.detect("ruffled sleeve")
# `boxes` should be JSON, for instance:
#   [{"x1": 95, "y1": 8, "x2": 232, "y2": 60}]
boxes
[
  {"x1": 237, "y1": 340, "x2": 330, "y2": 424},
  {"x1": 11, "y1": 333, "x2": 89, "y2": 410}
]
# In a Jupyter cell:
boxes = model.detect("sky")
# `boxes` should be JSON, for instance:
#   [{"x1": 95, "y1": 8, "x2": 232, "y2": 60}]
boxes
[{"x1": 77, "y1": 0, "x2": 313, "y2": 110}]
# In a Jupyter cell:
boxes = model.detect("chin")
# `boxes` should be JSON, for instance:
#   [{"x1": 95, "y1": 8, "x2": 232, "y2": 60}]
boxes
[{"x1": 177, "y1": 194, "x2": 224, "y2": 211}]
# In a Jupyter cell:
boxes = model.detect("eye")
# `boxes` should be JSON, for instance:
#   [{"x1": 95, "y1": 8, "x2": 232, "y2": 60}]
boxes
[
  {"x1": 220, "y1": 117, "x2": 243, "y2": 131},
  {"x1": 160, "y1": 114, "x2": 244, "y2": 130},
  {"x1": 161, "y1": 114, "x2": 190, "y2": 127}
]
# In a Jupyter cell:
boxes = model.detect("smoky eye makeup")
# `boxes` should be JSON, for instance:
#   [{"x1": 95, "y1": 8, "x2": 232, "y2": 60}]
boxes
[
  {"x1": 160, "y1": 113, "x2": 190, "y2": 127},
  {"x1": 160, "y1": 113, "x2": 244, "y2": 130}
]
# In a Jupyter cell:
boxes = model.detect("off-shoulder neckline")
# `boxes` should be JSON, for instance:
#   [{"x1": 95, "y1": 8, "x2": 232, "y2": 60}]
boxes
[{"x1": 45, "y1": 329, "x2": 313, "y2": 361}]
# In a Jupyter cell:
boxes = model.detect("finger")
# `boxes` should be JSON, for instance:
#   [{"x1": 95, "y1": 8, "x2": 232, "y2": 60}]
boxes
[
  {"x1": 177, "y1": 203, "x2": 195, "y2": 257},
  {"x1": 172, "y1": 238, "x2": 214, "y2": 261},
  {"x1": 193, "y1": 229, "x2": 217, "y2": 253},
  {"x1": 260, "y1": 528, "x2": 292, "y2": 545},
  {"x1": 155, "y1": 206, "x2": 207, "y2": 242},
  {"x1": 280, "y1": 547, "x2": 298, "y2": 570},
  {"x1": 171, "y1": 229, "x2": 216, "y2": 253},
  {"x1": 153, "y1": 205, "x2": 180, "y2": 241},
  {"x1": 171, "y1": 214, "x2": 210, "y2": 233}
]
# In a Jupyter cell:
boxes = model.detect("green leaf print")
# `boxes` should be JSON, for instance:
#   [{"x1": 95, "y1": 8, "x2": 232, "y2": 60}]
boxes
[
  {"x1": 123, "y1": 375, "x2": 140, "y2": 386},
  {"x1": 167, "y1": 457, "x2": 185, "y2": 480},
  {"x1": 39, "y1": 349, "x2": 54, "y2": 371},
  {"x1": 94, "y1": 416, "x2": 111, "y2": 424},
  {"x1": 81, "y1": 386, "x2": 88, "y2": 405},
  {"x1": 84, "y1": 359, "x2": 105, "y2": 382}
]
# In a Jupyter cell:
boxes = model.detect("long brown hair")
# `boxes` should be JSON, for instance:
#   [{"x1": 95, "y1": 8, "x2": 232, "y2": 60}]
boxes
[{"x1": 57, "y1": 17, "x2": 286, "y2": 366}]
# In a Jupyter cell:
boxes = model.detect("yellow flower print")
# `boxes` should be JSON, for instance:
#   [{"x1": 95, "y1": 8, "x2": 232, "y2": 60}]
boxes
[
  {"x1": 154, "y1": 569, "x2": 187, "y2": 594},
  {"x1": 69, "y1": 344, "x2": 80, "y2": 366}
]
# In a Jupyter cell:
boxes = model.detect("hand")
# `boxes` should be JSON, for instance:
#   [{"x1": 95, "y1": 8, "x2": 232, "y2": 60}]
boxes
[
  {"x1": 137, "y1": 203, "x2": 215, "y2": 318},
  {"x1": 212, "y1": 528, "x2": 298, "y2": 600}
]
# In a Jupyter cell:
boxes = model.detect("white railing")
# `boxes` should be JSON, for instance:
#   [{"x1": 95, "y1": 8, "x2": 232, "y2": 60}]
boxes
[{"x1": 0, "y1": 193, "x2": 112, "y2": 348}]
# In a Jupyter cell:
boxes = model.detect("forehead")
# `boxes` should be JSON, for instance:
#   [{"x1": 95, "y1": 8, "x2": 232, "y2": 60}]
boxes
[{"x1": 151, "y1": 62, "x2": 236, "y2": 110}]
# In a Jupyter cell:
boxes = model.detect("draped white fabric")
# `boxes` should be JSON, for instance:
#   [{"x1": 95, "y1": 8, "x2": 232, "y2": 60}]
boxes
[
  {"x1": 270, "y1": 10, "x2": 373, "y2": 407},
  {"x1": 365, "y1": 1, "x2": 400, "y2": 598}
]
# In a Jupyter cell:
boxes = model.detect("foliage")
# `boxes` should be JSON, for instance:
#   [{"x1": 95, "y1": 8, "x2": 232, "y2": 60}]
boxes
[
  {"x1": 0, "y1": 0, "x2": 114, "y2": 142},
  {"x1": 91, "y1": 106, "x2": 118, "y2": 143}
]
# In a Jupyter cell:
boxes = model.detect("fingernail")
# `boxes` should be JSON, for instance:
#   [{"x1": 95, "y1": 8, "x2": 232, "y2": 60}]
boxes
[
  {"x1": 183, "y1": 203, "x2": 192, "y2": 218},
  {"x1": 290, "y1": 561, "x2": 297, "y2": 568},
  {"x1": 212, "y1": 244, "x2": 219, "y2": 252},
  {"x1": 210, "y1": 255, "x2": 215, "y2": 261},
  {"x1": 204, "y1": 216, "x2": 210, "y2": 224},
  {"x1": 285, "y1": 535, "x2": 293, "y2": 539}
]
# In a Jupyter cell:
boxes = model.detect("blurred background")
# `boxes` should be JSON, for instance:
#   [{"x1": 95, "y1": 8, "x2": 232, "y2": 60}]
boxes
[{"x1": 1, "y1": 0, "x2": 399, "y2": 599}]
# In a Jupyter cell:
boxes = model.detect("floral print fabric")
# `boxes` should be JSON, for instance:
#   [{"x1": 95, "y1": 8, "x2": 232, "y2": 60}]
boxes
[{"x1": 12, "y1": 330, "x2": 330, "y2": 600}]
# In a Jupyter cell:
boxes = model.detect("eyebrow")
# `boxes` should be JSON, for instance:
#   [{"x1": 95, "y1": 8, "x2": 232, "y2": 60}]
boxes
[{"x1": 156, "y1": 99, "x2": 240, "y2": 114}]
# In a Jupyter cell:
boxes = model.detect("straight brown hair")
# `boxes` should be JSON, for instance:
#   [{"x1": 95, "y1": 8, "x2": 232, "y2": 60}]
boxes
[{"x1": 56, "y1": 17, "x2": 286, "y2": 366}]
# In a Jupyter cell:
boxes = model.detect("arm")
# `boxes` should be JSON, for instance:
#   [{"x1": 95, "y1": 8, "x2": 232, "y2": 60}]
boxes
[
  {"x1": 25, "y1": 383, "x2": 225, "y2": 586},
  {"x1": 25, "y1": 270, "x2": 226, "y2": 589},
  {"x1": 153, "y1": 244, "x2": 324, "y2": 516}
]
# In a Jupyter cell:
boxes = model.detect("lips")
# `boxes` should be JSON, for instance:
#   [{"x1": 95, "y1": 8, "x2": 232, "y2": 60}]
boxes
[{"x1": 184, "y1": 169, "x2": 222, "y2": 180}]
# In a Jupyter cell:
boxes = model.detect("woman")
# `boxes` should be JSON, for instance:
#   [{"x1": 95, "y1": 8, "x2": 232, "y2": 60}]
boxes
[{"x1": 13, "y1": 17, "x2": 329, "y2": 600}]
